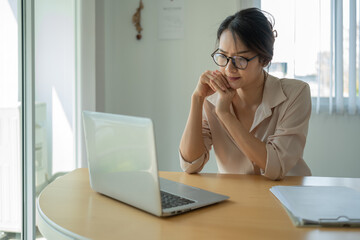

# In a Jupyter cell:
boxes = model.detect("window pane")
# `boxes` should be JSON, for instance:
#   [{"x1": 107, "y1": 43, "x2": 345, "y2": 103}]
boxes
[
  {"x1": 0, "y1": 0, "x2": 22, "y2": 238},
  {"x1": 262, "y1": 0, "x2": 331, "y2": 97},
  {"x1": 34, "y1": 0, "x2": 77, "y2": 237}
]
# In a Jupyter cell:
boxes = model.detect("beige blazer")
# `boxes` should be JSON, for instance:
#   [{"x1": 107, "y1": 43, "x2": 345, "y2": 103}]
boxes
[{"x1": 180, "y1": 74, "x2": 312, "y2": 180}]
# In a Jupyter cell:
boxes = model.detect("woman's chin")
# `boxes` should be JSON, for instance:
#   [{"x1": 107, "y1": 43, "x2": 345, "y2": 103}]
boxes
[{"x1": 229, "y1": 82, "x2": 240, "y2": 90}]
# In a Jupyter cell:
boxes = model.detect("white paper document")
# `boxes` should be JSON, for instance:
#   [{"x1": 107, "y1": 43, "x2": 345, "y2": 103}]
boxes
[
  {"x1": 158, "y1": 0, "x2": 184, "y2": 40},
  {"x1": 270, "y1": 186, "x2": 360, "y2": 227}
]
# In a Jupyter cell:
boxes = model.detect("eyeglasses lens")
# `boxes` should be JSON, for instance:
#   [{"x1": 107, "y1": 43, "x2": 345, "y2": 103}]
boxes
[
  {"x1": 213, "y1": 54, "x2": 247, "y2": 69},
  {"x1": 233, "y1": 57, "x2": 246, "y2": 69},
  {"x1": 213, "y1": 54, "x2": 227, "y2": 66}
]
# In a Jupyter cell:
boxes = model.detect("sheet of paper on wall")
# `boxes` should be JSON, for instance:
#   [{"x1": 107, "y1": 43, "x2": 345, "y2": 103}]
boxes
[
  {"x1": 158, "y1": 0, "x2": 184, "y2": 40},
  {"x1": 270, "y1": 186, "x2": 360, "y2": 227}
]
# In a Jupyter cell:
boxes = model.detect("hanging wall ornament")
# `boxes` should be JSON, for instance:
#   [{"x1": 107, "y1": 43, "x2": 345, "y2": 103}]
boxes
[{"x1": 132, "y1": 0, "x2": 144, "y2": 40}]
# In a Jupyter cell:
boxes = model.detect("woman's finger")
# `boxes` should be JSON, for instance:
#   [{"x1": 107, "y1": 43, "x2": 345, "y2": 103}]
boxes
[
  {"x1": 210, "y1": 79, "x2": 226, "y2": 93},
  {"x1": 210, "y1": 72, "x2": 227, "y2": 91},
  {"x1": 204, "y1": 72, "x2": 222, "y2": 91},
  {"x1": 204, "y1": 73, "x2": 217, "y2": 92},
  {"x1": 215, "y1": 70, "x2": 230, "y2": 88},
  {"x1": 213, "y1": 71, "x2": 229, "y2": 89}
]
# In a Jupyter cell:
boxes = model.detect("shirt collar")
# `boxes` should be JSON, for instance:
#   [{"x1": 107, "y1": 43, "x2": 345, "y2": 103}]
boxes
[
  {"x1": 251, "y1": 74, "x2": 287, "y2": 131},
  {"x1": 262, "y1": 74, "x2": 287, "y2": 109}
]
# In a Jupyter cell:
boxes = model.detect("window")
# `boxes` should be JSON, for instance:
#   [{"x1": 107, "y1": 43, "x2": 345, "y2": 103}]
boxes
[
  {"x1": 0, "y1": 0, "x2": 22, "y2": 238},
  {"x1": 262, "y1": 0, "x2": 360, "y2": 114},
  {"x1": 0, "y1": 0, "x2": 79, "y2": 239}
]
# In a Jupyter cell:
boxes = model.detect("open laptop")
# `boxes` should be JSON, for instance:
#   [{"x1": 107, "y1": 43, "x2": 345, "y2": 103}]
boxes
[{"x1": 82, "y1": 111, "x2": 229, "y2": 217}]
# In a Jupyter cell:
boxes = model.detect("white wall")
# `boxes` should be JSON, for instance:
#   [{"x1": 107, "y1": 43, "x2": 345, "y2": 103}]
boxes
[
  {"x1": 76, "y1": 0, "x2": 96, "y2": 168},
  {"x1": 304, "y1": 114, "x2": 360, "y2": 178},
  {"x1": 96, "y1": 0, "x2": 360, "y2": 177},
  {"x1": 98, "y1": 0, "x2": 240, "y2": 172}
]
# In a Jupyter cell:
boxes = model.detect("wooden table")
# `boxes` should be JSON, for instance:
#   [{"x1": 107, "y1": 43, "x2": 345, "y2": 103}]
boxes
[{"x1": 37, "y1": 168, "x2": 360, "y2": 240}]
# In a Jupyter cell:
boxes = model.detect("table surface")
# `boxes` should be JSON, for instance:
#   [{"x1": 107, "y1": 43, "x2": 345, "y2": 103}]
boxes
[{"x1": 37, "y1": 168, "x2": 360, "y2": 240}]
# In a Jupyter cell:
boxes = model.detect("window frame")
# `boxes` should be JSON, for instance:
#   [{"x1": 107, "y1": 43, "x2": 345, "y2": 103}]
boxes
[{"x1": 20, "y1": 0, "x2": 36, "y2": 239}]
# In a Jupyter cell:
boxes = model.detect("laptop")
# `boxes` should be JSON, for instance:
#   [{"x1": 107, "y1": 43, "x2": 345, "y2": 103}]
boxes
[{"x1": 82, "y1": 111, "x2": 229, "y2": 217}]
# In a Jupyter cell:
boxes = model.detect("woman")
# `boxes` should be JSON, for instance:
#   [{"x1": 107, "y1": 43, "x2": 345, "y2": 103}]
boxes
[{"x1": 179, "y1": 8, "x2": 311, "y2": 180}]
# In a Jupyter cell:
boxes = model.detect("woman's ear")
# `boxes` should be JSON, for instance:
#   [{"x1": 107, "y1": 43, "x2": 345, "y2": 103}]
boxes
[{"x1": 260, "y1": 57, "x2": 270, "y2": 67}]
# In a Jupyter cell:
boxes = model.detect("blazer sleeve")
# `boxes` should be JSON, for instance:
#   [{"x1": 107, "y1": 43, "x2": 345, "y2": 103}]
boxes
[
  {"x1": 179, "y1": 110, "x2": 213, "y2": 173},
  {"x1": 263, "y1": 83, "x2": 312, "y2": 180}
]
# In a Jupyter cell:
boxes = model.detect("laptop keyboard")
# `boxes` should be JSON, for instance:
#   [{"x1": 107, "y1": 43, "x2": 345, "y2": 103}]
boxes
[{"x1": 160, "y1": 191, "x2": 195, "y2": 209}]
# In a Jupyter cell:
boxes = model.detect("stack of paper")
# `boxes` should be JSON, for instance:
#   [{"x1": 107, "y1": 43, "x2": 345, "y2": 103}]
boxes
[{"x1": 270, "y1": 186, "x2": 360, "y2": 227}]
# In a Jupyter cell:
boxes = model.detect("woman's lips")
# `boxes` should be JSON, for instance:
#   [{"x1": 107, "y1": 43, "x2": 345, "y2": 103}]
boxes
[{"x1": 227, "y1": 76, "x2": 240, "y2": 81}]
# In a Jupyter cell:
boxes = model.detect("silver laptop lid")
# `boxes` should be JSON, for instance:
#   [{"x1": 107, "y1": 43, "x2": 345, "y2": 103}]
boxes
[{"x1": 82, "y1": 111, "x2": 162, "y2": 216}]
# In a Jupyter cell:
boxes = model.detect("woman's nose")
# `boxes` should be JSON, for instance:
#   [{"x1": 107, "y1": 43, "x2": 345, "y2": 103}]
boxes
[{"x1": 225, "y1": 60, "x2": 237, "y2": 72}]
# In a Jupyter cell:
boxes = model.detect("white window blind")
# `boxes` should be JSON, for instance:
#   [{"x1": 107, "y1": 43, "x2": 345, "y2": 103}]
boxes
[{"x1": 261, "y1": 0, "x2": 360, "y2": 115}]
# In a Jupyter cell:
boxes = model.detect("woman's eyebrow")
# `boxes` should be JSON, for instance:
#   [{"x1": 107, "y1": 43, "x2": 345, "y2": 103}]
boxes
[{"x1": 218, "y1": 48, "x2": 250, "y2": 54}]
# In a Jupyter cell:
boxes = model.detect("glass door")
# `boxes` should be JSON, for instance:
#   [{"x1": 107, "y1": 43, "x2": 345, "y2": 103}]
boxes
[
  {"x1": 0, "y1": 0, "x2": 79, "y2": 239},
  {"x1": 0, "y1": 0, "x2": 22, "y2": 239},
  {"x1": 33, "y1": 0, "x2": 78, "y2": 239}
]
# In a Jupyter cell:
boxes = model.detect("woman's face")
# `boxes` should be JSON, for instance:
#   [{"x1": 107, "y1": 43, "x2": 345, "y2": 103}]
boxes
[{"x1": 218, "y1": 29, "x2": 265, "y2": 90}]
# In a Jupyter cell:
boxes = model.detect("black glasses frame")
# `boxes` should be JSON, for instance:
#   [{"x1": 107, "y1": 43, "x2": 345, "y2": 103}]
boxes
[{"x1": 211, "y1": 49, "x2": 258, "y2": 70}]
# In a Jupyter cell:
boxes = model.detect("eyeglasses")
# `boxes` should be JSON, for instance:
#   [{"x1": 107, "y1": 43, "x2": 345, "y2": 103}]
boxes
[{"x1": 211, "y1": 49, "x2": 258, "y2": 70}]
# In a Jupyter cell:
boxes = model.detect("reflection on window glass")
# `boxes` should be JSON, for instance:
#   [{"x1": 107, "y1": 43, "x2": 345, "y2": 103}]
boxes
[{"x1": 34, "y1": 0, "x2": 77, "y2": 238}]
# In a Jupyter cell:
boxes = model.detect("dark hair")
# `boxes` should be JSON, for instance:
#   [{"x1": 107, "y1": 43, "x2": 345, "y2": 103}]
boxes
[{"x1": 216, "y1": 8, "x2": 276, "y2": 67}]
